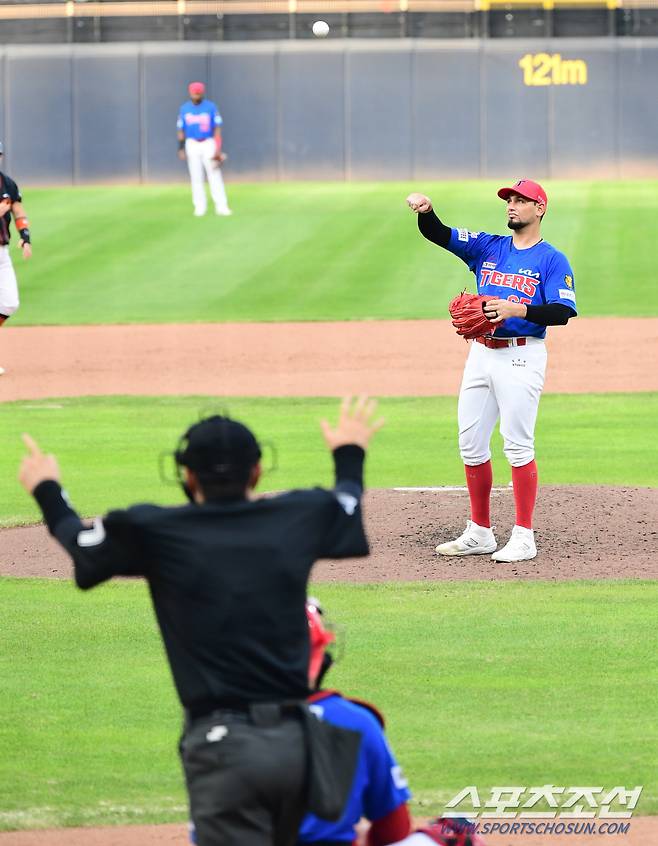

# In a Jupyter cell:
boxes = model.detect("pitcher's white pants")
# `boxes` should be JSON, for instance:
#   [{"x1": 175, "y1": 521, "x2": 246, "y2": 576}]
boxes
[
  {"x1": 0, "y1": 246, "x2": 19, "y2": 317},
  {"x1": 458, "y1": 338, "x2": 547, "y2": 468},
  {"x1": 185, "y1": 138, "x2": 229, "y2": 216}
]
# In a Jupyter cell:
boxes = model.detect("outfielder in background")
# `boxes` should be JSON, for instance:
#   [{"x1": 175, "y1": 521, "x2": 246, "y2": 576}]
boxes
[
  {"x1": 407, "y1": 180, "x2": 577, "y2": 563},
  {"x1": 177, "y1": 81, "x2": 232, "y2": 217},
  {"x1": 0, "y1": 141, "x2": 32, "y2": 376}
]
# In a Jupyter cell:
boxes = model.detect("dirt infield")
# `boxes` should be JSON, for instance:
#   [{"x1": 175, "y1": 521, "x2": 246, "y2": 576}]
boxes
[
  {"x1": 1, "y1": 317, "x2": 657, "y2": 400},
  {"x1": 1, "y1": 317, "x2": 656, "y2": 845},
  {"x1": 0, "y1": 819, "x2": 653, "y2": 846},
  {"x1": 2, "y1": 486, "x2": 657, "y2": 582}
]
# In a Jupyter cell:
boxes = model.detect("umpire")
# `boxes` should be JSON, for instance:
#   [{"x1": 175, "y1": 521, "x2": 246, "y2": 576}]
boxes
[{"x1": 18, "y1": 397, "x2": 384, "y2": 846}]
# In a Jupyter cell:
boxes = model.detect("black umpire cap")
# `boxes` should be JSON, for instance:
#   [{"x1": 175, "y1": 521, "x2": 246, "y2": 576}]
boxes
[{"x1": 175, "y1": 415, "x2": 262, "y2": 483}]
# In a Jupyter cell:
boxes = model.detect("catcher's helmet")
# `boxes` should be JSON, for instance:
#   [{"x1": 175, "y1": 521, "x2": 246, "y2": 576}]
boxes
[{"x1": 306, "y1": 598, "x2": 336, "y2": 687}]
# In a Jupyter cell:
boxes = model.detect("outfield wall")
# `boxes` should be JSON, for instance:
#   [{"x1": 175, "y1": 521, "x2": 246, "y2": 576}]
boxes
[{"x1": 1, "y1": 39, "x2": 656, "y2": 185}]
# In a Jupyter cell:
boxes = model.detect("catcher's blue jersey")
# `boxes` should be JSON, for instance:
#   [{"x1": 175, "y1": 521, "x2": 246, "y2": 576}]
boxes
[
  {"x1": 298, "y1": 692, "x2": 410, "y2": 843},
  {"x1": 448, "y1": 228, "x2": 577, "y2": 339},
  {"x1": 177, "y1": 99, "x2": 222, "y2": 141}
]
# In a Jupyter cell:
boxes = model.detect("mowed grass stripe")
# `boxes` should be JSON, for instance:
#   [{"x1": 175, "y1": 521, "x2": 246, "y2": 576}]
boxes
[
  {"x1": 1, "y1": 578, "x2": 656, "y2": 829},
  {"x1": 12, "y1": 180, "x2": 658, "y2": 325},
  {"x1": 1, "y1": 393, "x2": 656, "y2": 528}
]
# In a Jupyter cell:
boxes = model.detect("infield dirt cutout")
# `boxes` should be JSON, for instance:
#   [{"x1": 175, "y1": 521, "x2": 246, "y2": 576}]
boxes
[{"x1": 1, "y1": 317, "x2": 656, "y2": 845}]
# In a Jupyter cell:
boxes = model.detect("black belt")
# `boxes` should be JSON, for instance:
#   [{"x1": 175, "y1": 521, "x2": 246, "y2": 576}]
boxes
[{"x1": 187, "y1": 700, "x2": 304, "y2": 727}]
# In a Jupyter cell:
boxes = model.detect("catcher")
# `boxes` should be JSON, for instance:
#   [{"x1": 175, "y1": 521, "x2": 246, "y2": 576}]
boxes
[
  {"x1": 407, "y1": 181, "x2": 577, "y2": 563},
  {"x1": 299, "y1": 598, "x2": 412, "y2": 845}
]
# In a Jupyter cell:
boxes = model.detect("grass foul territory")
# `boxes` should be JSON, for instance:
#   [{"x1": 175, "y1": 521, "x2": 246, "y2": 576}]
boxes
[
  {"x1": 1, "y1": 393, "x2": 656, "y2": 527},
  {"x1": 11, "y1": 180, "x2": 657, "y2": 325},
  {"x1": 1, "y1": 578, "x2": 656, "y2": 830}
]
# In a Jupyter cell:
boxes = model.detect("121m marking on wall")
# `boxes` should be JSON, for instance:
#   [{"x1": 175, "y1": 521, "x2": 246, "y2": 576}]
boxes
[{"x1": 519, "y1": 53, "x2": 588, "y2": 86}]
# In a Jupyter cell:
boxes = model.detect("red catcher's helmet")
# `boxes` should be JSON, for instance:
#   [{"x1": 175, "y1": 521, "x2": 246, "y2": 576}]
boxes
[{"x1": 306, "y1": 598, "x2": 335, "y2": 686}]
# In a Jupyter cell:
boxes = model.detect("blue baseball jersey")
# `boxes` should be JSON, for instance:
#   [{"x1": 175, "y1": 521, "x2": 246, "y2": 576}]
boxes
[
  {"x1": 298, "y1": 692, "x2": 411, "y2": 844},
  {"x1": 447, "y1": 228, "x2": 577, "y2": 339},
  {"x1": 177, "y1": 99, "x2": 222, "y2": 141}
]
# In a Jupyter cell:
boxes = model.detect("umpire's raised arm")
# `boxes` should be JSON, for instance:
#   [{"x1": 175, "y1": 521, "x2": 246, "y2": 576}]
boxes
[
  {"x1": 18, "y1": 434, "x2": 144, "y2": 588},
  {"x1": 317, "y1": 396, "x2": 384, "y2": 559}
]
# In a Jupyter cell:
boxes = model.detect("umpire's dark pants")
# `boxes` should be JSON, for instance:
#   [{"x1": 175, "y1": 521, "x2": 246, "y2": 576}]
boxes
[{"x1": 180, "y1": 707, "x2": 307, "y2": 846}]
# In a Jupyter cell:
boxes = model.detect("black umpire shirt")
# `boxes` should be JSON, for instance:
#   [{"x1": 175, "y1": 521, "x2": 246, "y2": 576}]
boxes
[{"x1": 32, "y1": 445, "x2": 368, "y2": 715}]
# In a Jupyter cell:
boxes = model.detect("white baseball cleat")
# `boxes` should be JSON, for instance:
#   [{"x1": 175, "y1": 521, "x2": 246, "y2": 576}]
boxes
[
  {"x1": 216, "y1": 207, "x2": 233, "y2": 216},
  {"x1": 435, "y1": 520, "x2": 497, "y2": 557},
  {"x1": 492, "y1": 525, "x2": 537, "y2": 562}
]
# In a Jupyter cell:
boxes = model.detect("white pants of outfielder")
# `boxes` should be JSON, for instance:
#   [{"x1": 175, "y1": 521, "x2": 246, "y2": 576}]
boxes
[
  {"x1": 0, "y1": 246, "x2": 19, "y2": 318},
  {"x1": 458, "y1": 338, "x2": 547, "y2": 468},
  {"x1": 185, "y1": 138, "x2": 229, "y2": 216}
]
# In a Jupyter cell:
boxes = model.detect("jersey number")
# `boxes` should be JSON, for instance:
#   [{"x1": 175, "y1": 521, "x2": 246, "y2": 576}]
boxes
[{"x1": 507, "y1": 295, "x2": 532, "y2": 305}]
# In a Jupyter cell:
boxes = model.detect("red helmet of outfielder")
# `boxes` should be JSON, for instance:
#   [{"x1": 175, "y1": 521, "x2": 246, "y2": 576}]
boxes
[{"x1": 306, "y1": 598, "x2": 335, "y2": 687}]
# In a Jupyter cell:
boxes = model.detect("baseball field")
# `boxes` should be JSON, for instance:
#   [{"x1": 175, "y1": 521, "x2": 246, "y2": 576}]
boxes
[{"x1": 1, "y1": 181, "x2": 657, "y2": 846}]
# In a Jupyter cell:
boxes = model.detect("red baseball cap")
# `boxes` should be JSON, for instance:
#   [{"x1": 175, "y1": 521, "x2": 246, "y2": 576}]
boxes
[
  {"x1": 188, "y1": 81, "x2": 206, "y2": 96},
  {"x1": 497, "y1": 178, "x2": 548, "y2": 209}
]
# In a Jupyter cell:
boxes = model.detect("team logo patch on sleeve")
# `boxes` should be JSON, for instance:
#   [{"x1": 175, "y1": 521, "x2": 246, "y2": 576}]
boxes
[
  {"x1": 77, "y1": 516, "x2": 106, "y2": 548},
  {"x1": 564, "y1": 274, "x2": 574, "y2": 288},
  {"x1": 457, "y1": 228, "x2": 480, "y2": 243},
  {"x1": 558, "y1": 288, "x2": 576, "y2": 303}
]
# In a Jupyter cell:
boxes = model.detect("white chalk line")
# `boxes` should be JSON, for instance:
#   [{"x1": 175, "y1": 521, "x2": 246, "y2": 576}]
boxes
[{"x1": 393, "y1": 485, "x2": 513, "y2": 492}]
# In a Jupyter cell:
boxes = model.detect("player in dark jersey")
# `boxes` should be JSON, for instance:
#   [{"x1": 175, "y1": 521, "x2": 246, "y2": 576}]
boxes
[
  {"x1": 19, "y1": 397, "x2": 384, "y2": 846},
  {"x1": 407, "y1": 180, "x2": 577, "y2": 563},
  {"x1": 0, "y1": 141, "x2": 32, "y2": 375}
]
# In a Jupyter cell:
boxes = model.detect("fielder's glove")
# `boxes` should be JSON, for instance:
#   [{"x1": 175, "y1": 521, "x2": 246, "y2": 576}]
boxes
[{"x1": 448, "y1": 292, "x2": 497, "y2": 340}]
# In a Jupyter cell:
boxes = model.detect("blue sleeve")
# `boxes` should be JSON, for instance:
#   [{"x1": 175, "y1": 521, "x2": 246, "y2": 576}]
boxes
[
  {"x1": 213, "y1": 104, "x2": 223, "y2": 127},
  {"x1": 543, "y1": 250, "x2": 577, "y2": 314},
  {"x1": 446, "y1": 229, "x2": 497, "y2": 273},
  {"x1": 176, "y1": 107, "x2": 184, "y2": 131},
  {"x1": 361, "y1": 722, "x2": 411, "y2": 821}
]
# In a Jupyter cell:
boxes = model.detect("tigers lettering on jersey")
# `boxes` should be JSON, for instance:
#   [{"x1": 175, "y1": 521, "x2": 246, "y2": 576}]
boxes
[
  {"x1": 184, "y1": 113, "x2": 212, "y2": 133},
  {"x1": 480, "y1": 268, "x2": 538, "y2": 298},
  {"x1": 177, "y1": 99, "x2": 223, "y2": 141},
  {"x1": 447, "y1": 227, "x2": 577, "y2": 339}
]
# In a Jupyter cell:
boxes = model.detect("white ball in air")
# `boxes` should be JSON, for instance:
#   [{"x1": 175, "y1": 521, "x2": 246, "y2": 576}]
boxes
[{"x1": 312, "y1": 20, "x2": 330, "y2": 37}]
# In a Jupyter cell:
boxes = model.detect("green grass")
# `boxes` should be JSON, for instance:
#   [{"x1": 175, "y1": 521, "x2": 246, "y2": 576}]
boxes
[
  {"x1": 12, "y1": 180, "x2": 658, "y2": 325},
  {"x1": 1, "y1": 578, "x2": 656, "y2": 830},
  {"x1": 2, "y1": 393, "x2": 656, "y2": 528}
]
